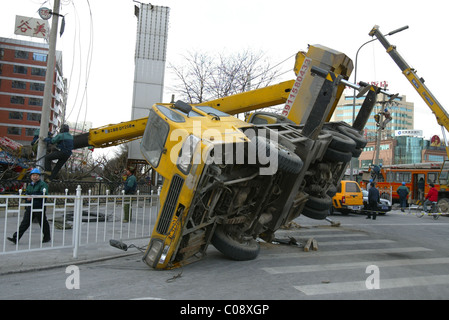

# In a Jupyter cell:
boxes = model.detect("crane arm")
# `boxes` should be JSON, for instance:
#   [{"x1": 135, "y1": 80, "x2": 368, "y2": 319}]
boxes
[
  {"x1": 196, "y1": 80, "x2": 294, "y2": 114},
  {"x1": 73, "y1": 117, "x2": 148, "y2": 149},
  {"x1": 369, "y1": 25, "x2": 449, "y2": 134}
]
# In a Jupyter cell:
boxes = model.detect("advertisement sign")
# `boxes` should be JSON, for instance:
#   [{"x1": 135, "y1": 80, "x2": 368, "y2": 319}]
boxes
[
  {"x1": 14, "y1": 15, "x2": 50, "y2": 40},
  {"x1": 395, "y1": 130, "x2": 423, "y2": 137}
]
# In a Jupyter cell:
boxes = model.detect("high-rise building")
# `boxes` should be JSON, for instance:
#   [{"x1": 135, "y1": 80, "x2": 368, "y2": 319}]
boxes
[
  {"x1": 0, "y1": 37, "x2": 66, "y2": 145},
  {"x1": 332, "y1": 92, "x2": 414, "y2": 141}
]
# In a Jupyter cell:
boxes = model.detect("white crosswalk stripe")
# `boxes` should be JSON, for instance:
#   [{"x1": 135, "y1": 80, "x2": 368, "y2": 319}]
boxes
[
  {"x1": 295, "y1": 275, "x2": 449, "y2": 296},
  {"x1": 262, "y1": 226, "x2": 449, "y2": 296},
  {"x1": 262, "y1": 257, "x2": 449, "y2": 275}
]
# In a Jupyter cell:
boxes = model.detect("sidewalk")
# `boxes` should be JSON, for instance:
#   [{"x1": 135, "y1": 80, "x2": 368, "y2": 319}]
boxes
[{"x1": 0, "y1": 238, "x2": 149, "y2": 276}]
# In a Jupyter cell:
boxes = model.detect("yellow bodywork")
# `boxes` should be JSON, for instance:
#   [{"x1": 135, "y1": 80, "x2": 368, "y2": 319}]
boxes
[{"x1": 142, "y1": 103, "x2": 253, "y2": 269}]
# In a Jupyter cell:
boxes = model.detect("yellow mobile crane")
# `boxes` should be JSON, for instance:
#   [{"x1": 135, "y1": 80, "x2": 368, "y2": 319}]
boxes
[
  {"x1": 369, "y1": 25, "x2": 449, "y2": 209},
  {"x1": 74, "y1": 44, "x2": 395, "y2": 269}
]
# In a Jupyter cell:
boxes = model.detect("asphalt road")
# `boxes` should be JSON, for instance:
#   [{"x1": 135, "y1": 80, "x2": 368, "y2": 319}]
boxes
[{"x1": 1, "y1": 209, "x2": 449, "y2": 302}]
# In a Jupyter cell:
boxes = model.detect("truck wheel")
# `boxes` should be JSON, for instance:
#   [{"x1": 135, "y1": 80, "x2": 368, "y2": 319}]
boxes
[
  {"x1": 437, "y1": 198, "x2": 449, "y2": 213},
  {"x1": 322, "y1": 129, "x2": 356, "y2": 153},
  {"x1": 305, "y1": 195, "x2": 332, "y2": 211},
  {"x1": 301, "y1": 206, "x2": 329, "y2": 220},
  {"x1": 336, "y1": 125, "x2": 367, "y2": 149},
  {"x1": 211, "y1": 226, "x2": 260, "y2": 261},
  {"x1": 323, "y1": 147, "x2": 352, "y2": 163},
  {"x1": 252, "y1": 136, "x2": 303, "y2": 174}
]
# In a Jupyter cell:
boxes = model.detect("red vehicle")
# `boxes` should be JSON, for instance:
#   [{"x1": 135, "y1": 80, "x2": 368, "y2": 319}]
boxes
[{"x1": 361, "y1": 163, "x2": 441, "y2": 204}]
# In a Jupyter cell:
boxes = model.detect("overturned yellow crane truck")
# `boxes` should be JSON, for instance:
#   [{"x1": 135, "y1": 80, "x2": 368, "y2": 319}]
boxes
[{"x1": 73, "y1": 45, "x2": 396, "y2": 269}]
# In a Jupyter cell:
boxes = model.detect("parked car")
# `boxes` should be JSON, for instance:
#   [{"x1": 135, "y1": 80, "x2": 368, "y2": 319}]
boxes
[
  {"x1": 331, "y1": 180, "x2": 363, "y2": 215},
  {"x1": 362, "y1": 190, "x2": 392, "y2": 214}
]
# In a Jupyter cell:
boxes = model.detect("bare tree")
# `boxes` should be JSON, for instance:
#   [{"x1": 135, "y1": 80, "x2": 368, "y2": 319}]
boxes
[{"x1": 168, "y1": 50, "x2": 283, "y2": 104}]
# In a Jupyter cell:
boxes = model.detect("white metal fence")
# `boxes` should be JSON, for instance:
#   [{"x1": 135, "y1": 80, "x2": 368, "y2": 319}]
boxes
[{"x1": 0, "y1": 186, "x2": 160, "y2": 257}]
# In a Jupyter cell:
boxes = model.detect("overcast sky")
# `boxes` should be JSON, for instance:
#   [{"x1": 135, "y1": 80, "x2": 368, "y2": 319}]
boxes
[{"x1": 2, "y1": 0, "x2": 448, "y2": 149}]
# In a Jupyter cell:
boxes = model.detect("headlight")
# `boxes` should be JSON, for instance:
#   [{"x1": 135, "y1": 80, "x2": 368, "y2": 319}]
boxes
[
  {"x1": 177, "y1": 135, "x2": 201, "y2": 173},
  {"x1": 143, "y1": 239, "x2": 164, "y2": 268}
]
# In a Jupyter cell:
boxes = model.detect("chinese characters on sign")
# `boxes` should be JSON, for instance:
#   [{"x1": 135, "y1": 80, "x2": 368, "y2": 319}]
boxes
[
  {"x1": 395, "y1": 130, "x2": 423, "y2": 137},
  {"x1": 14, "y1": 15, "x2": 50, "y2": 40}
]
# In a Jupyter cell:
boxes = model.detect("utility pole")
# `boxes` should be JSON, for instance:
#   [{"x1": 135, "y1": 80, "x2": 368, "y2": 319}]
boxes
[
  {"x1": 36, "y1": 0, "x2": 61, "y2": 172},
  {"x1": 374, "y1": 87, "x2": 387, "y2": 166}
]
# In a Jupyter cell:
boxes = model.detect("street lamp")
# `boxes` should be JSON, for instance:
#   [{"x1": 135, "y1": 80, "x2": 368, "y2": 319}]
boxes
[{"x1": 349, "y1": 26, "x2": 409, "y2": 180}]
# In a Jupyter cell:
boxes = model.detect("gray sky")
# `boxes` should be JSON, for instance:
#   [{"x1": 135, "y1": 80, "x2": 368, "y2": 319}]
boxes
[{"x1": 2, "y1": 0, "x2": 448, "y2": 148}]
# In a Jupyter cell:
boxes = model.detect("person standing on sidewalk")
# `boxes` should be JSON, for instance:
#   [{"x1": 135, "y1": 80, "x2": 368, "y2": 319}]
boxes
[
  {"x1": 123, "y1": 166, "x2": 137, "y2": 223},
  {"x1": 7, "y1": 168, "x2": 51, "y2": 244},
  {"x1": 367, "y1": 182, "x2": 380, "y2": 220},
  {"x1": 396, "y1": 182, "x2": 410, "y2": 212}
]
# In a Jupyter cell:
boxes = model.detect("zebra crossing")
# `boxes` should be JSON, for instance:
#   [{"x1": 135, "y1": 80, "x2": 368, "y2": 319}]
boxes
[{"x1": 259, "y1": 223, "x2": 449, "y2": 297}]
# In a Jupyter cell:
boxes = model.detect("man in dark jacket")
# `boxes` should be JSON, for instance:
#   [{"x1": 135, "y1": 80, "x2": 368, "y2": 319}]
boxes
[
  {"x1": 396, "y1": 182, "x2": 410, "y2": 212},
  {"x1": 367, "y1": 182, "x2": 380, "y2": 220},
  {"x1": 44, "y1": 124, "x2": 74, "y2": 180},
  {"x1": 7, "y1": 168, "x2": 51, "y2": 244}
]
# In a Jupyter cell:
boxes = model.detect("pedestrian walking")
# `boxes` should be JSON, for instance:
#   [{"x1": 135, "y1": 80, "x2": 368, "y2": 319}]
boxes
[
  {"x1": 123, "y1": 166, "x2": 137, "y2": 223},
  {"x1": 7, "y1": 168, "x2": 51, "y2": 244},
  {"x1": 396, "y1": 182, "x2": 409, "y2": 212},
  {"x1": 367, "y1": 182, "x2": 380, "y2": 220},
  {"x1": 423, "y1": 183, "x2": 438, "y2": 213}
]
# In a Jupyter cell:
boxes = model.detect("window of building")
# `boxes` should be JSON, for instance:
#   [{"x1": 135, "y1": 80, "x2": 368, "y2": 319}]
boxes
[
  {"x1": 30, "y1": 82, "x2": 45, "y2": 91},
  {"x1": 15, "y1": 50, "x2": 28, "y2": 59},
  {"x1": 428, "y1": 155, "x2": 445, "y2": 162},
  {"x1": 7, "y1": 127, "x2": 21, "y2": 135},
  {"x1": 25, "y1": 128, "x2": 36, "y2": 136},
  {"x1": 9, "y1": 111, "x2": 23, "y2": 120},
  {"x1": 32, "y1": 53, "x2": 47, "y2": 62},
  {"x1": 31, "y1": 67, "x2": 46, "y2": 77},
  {"x1": 13, "y1": 65, "x2": 27, "y2": 74},
  {"x1": 27, "y1": 113, "x2": 41, "y2": 122},
  {"x1": 12, "y1": 80, "x2": 26, "y2": 89},
  {"x1": 29, "y1": 97, "x2": 43, "y2": 106},
  {"x1": 10, "y1": 96, "x2": 25, "y2": 104}
]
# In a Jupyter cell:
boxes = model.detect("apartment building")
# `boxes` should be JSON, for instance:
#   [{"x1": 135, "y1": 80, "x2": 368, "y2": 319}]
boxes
[{"x1": 0, "y1": 37, "x2": 66, "y2": 145}]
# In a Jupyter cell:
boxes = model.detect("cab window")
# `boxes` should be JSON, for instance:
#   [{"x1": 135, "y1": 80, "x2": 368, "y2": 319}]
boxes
[
  {"x1": 141, "y1": 109, "x2": 169, "y2": 167},
  {"x1": 196, "y1": 106, "x2": 230, "y2": 117}
]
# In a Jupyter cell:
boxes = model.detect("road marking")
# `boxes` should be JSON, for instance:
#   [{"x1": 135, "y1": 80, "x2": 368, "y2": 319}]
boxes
[
  {"x1": 259, "y1": 246, "x2": 433, "y2": 260},
  {"x1": 295, "y1": 275, "x2": 449, "y2": 295},
  {"x1": 262, "y1": 257, "x2": 449, "y2": 275},
  {"x1": 275, "y1": 233, "x2": 366, "y2": 239},
  {"x1": 317, "y1": 239, "x2": 394, "y2": 246}
]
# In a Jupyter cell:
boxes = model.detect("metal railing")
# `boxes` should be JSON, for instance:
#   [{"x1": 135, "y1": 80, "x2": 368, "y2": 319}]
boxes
[{"x1": 0, "y1": 185, "x2": 160, "y2": 257}]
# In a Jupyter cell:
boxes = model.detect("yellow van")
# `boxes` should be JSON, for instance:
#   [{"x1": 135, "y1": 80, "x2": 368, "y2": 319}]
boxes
[{"x1": 331, "y1": 180, "x2": 363, "y2": 214}]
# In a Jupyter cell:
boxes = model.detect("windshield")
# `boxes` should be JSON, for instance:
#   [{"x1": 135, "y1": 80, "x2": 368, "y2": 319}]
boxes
[
  {"x1": 196, "y1": 106, "x2": 230, "y2": 117},
  {"x1": 140, "y1": 109, "x2": 169, "y2": 167}
]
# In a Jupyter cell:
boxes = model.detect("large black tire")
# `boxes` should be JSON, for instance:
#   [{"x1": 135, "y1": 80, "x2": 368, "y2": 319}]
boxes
[
  {"x1": 305, "y1": 195, "x2": 332, "y2": 211},
  {"x1": 336, "y1": 125, "x2": 367, "y2": 149},
  {"x1": 301, "y1": 206, "x2": 329, "y2": 220},
  {"x1": 251, "y1": 136, "x2": 303, "y2": 174},
  {"x1": 323, "y1": 147, "x2": 352, "y2": 163},
  {"x1": 322, "y1": 129, "x2": 356, "y2": 153},
  {"x1": 211, "y1": 226, "x2": 260, "y2": 261}
]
